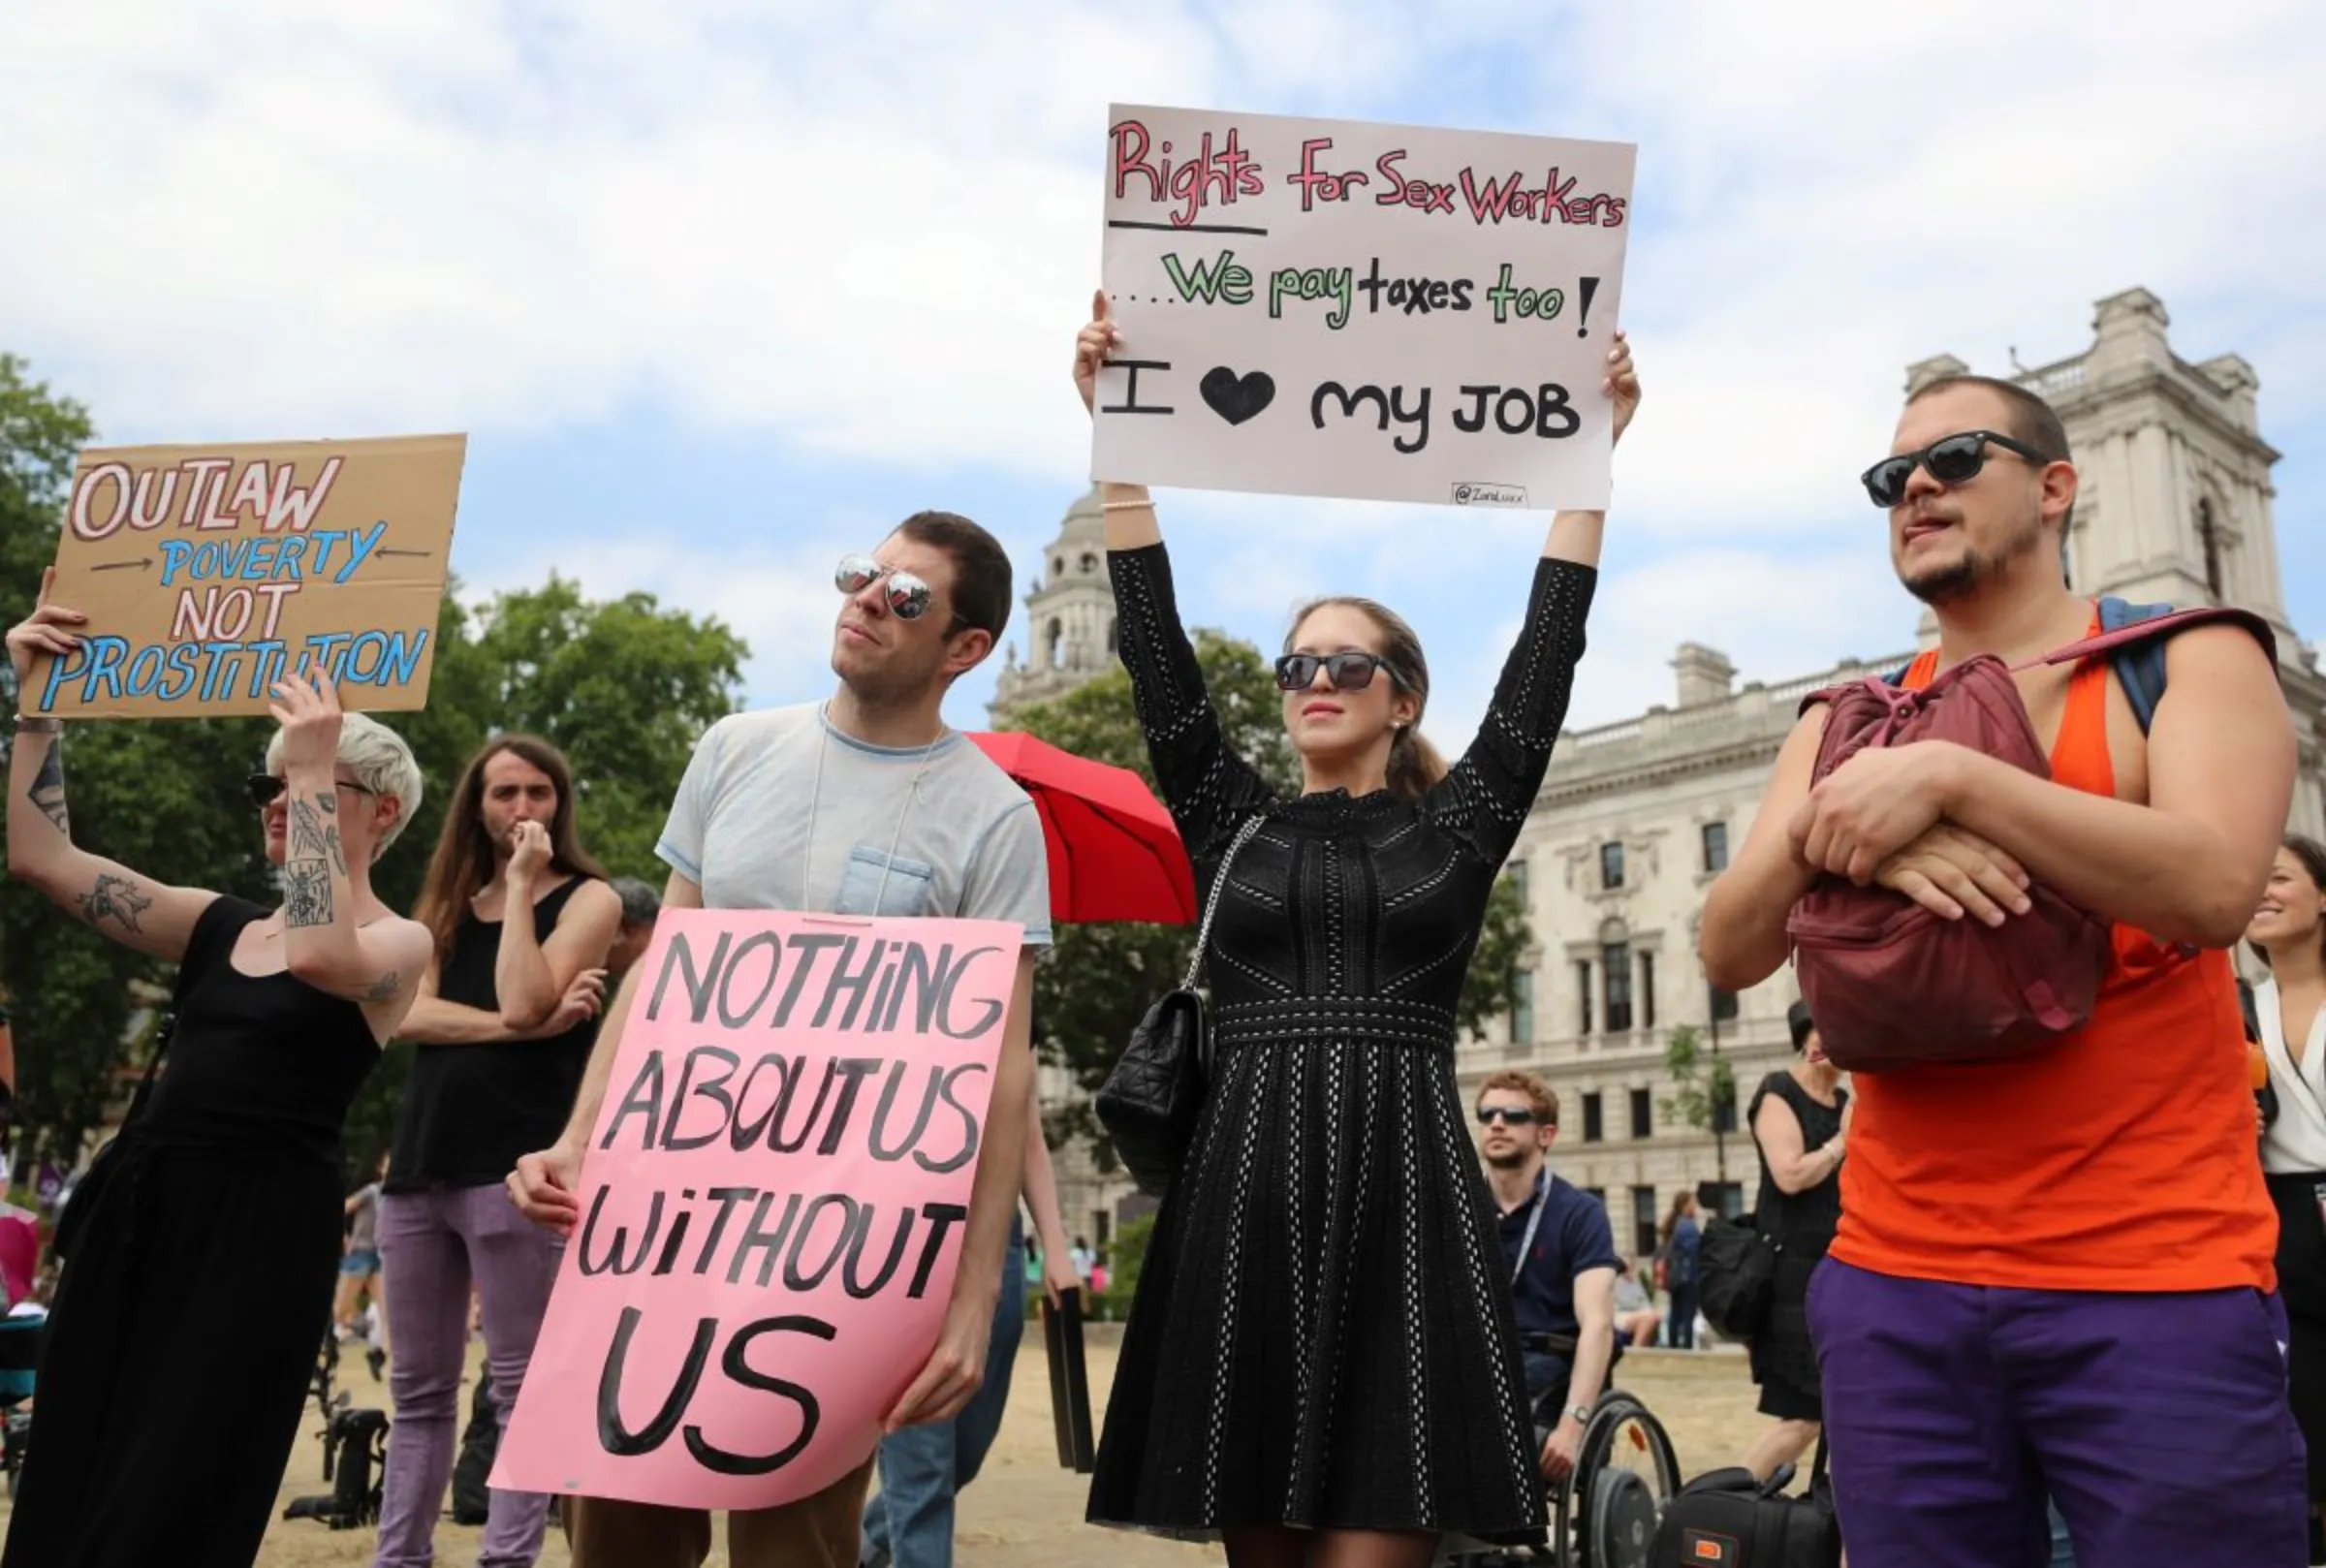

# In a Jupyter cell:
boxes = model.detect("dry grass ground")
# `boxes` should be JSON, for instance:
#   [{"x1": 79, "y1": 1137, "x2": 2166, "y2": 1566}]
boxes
[{"x1": 0, "y1": 1333, "x2": 1772, "y2": 1566}]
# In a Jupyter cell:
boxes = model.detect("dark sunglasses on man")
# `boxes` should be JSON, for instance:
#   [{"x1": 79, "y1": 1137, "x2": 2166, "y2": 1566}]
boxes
[
  {"x1": 834, "y1": 553, "x2": 971, "y2": 631},
  {"x1": 1860, "y1": 428, "x2": 2055, "y2": 509},
  {"x1": 1475, "y1": 1106, "x2": 1538, "y2": 1127},
  {"x1": 1273, "y1": 651, "x2": 1405, "y2": 693},
  {"x1": 245, "y1": 773, "x2": 377, "y2": 809}
]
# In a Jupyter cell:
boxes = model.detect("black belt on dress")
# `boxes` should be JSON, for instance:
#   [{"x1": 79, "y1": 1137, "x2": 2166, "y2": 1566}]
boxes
[{"x1": 1212, "y1": 995, "x2": 1460, "y2": 1052}]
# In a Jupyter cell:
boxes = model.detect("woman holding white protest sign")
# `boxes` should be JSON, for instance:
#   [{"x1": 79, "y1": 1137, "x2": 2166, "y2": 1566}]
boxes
[
  {"x1": 5, "y1": 568, "x2": 431, "y2": 1568},
  {"x1": 1072, "y1": 297, "x2": 1638, "y2": 1566}
]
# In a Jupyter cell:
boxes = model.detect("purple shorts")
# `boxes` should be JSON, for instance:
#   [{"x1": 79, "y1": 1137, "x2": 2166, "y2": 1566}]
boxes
[{"x1": 1808, "y1": 1258, "x2": 2308, "y2": 1567}]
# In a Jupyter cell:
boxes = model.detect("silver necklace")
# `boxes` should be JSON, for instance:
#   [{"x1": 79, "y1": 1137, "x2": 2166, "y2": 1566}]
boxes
[{"x1": 801, "y1": 706, "x2": 942, "y2": 912}]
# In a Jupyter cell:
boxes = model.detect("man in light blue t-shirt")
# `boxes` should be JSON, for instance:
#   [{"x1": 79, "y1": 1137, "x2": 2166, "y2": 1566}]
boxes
[{"x1": 510, "y1": 510, "x2": 1052, "y2": 1568}]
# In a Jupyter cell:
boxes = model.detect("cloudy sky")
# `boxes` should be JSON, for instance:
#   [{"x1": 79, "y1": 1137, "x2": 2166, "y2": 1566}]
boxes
[{"x1": 4, "y1": 1, "x2": 2319, "y2": 746}]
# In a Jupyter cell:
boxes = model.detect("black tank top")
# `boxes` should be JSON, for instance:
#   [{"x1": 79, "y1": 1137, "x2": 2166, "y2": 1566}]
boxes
[
  {"x1": 1749, "y1": 1069, "x2": 1848, "y2": 1260},
  {"x1": 385, "y1": 877, "x2": 602, "y2": 1190},
  {"x1": 141, "y1": 895, "x2": 383, "y2": 1167}
]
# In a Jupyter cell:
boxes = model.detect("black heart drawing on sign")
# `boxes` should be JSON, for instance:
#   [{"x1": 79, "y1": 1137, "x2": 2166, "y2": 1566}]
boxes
[{"x1": 1200, "y1": 367, "x2": 1275, "y2": 425}]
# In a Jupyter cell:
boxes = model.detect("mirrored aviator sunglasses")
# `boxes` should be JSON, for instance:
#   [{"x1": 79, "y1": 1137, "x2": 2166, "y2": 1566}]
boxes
[
  {"x1": 1860, "y1": 429, "x2": 2051, "y2": 508},
  {"x1": 834, "y1": 553, "x2": 936, "y2": 620},
  {"x1": 1273, "y1": 651, "x2": 1399, "y2": 692}
]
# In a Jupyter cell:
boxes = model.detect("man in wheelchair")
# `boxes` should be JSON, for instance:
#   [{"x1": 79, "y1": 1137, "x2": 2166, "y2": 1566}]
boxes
[{"x1": 1477, "y1": 1071, "x2": 1620, "y2": 1486}]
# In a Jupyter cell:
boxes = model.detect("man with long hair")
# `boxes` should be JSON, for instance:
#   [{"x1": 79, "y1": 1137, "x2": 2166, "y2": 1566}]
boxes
[
  {"x1": 509, "y1": 511, "x2": 1046, "y2": 1568},
  {"x1": 375, "y1": 735, "x2": 622, "y2": 1568}
]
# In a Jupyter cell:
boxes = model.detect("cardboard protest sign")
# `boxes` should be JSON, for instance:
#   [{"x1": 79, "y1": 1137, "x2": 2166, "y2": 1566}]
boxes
[
  {"x1": 493, "y1": 910, "x2": 1022, "y2": 1511},
  {"x1": 1092, "y1": 106, "x2": 1635, "y2": 511},
  {"x1": 26, "y1": 433, "x2": 465, "y2": 719}
]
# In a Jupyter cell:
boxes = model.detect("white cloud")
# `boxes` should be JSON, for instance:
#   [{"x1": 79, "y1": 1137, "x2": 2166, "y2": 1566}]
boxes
[{"x1": 4, "y1": 0, "x2": 2319, "y2": 753}]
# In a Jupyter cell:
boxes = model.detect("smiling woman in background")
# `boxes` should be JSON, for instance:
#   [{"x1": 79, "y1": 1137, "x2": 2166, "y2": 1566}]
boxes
[
  {"x1": 2247, "y1": 835, "x2": 2326, "y2": 1563},
  {"x1": 6, "y1": 572, "x2": 430, "y2": 1568}
]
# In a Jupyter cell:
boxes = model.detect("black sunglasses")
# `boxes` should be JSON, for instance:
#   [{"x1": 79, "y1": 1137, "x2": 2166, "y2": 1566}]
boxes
[
  {"x1": 245, "y1": 773, "x2": 377, "y2": 809},
  {"x1": 1476, "y1": 1106, "x2": 1539, "y2": 1127},
  {"x1": 1861, "y1": 429, "x2": 2054, "y2": 508},
  {"x1": 1274, "y1": 651, "x2": 1403, "y2": 693}
]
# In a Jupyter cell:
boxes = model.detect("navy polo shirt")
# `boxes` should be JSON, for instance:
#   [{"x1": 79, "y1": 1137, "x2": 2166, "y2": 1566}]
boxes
[{"x1": 1496, "y1": 1173, "x2": 1621, "y2": 1340}]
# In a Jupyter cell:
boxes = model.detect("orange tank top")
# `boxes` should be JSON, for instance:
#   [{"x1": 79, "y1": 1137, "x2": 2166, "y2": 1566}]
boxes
[{"x1": 1829, "y1": 622, "x2": 2278, "y2": 1293}]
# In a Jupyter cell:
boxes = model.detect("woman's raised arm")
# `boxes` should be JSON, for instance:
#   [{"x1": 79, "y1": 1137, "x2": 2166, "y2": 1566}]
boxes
[{"x1": 6, "y1": 571, "x2": 216, "y2": 962}]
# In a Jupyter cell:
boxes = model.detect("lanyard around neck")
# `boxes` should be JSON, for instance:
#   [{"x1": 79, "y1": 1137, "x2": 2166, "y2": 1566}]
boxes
[{"x1": 1512, "y1": 1171, "x2": 1550, "y2": 1288}]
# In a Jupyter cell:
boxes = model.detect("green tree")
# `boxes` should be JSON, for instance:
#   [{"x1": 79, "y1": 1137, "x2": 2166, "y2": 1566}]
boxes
[
  {"x1": 1004, "y1": 633, "x2": 1533, "y2": 1163},
  {"x1": 1660, "y1": 1022, "x2": 1738, "y2": 1182}
]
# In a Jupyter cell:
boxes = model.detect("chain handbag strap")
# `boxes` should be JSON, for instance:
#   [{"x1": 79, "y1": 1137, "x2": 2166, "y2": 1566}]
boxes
[{"x1": 1179, "y1": 815, "x2": 1266, "y2": 991}]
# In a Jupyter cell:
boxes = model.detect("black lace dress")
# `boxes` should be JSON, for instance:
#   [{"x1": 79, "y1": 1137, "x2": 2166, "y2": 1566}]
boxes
[{"x1": 1088, "y1": 542, "x2": 1595, "y2": 1546}]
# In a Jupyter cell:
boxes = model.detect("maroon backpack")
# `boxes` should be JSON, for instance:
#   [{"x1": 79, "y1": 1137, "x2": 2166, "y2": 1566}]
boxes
[{"x1": 1786, "y1": 601, "x2": 2274, "y2": 1072}]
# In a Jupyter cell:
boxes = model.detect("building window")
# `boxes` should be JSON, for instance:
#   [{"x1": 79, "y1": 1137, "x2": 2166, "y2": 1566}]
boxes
[
  {"x1": 1600, "y1": 841, "x2": 1626, "y2": 890},
  {"x1": 1080, "y1": 551, "x2": 1099, "y2": 575},
  {"x1": 2197, "y1": 498, "x2": 2225, "y2": 602},
  {"x1": 1044, "y1": 618, "x2": 1063, "y2": 668},
  {"x1": 1713, "y1": 1079, "x2": 1739, "y2": 1135},
  {"x1": 1604, "y1": 943, "x2": 1633, "y2": 1033},
  {"x1": 1639, "y1": 952, "x2": 1656, "y2": 1030},
  {"x1": 1106, "y1": 616, "x2": 1117, "y2": 655},
  {"x1": 1585, "y1": 1185, "x2": 1608, "y2": 1207},
  {"x1": 1511, "y1": 970, "x2": 1536, "y2": 1046},
  {"x1": 1630, "y1": 1186, "x2": 1658, "y2": 1259},
  {"x1": 1094, "y1": 1211, "x2": 1112, "y2": 1249},
  {"x1": 1582, "y1": 1093, "x2": 1604, "y2": 1144},
  {"x1": 1576, "y1": 959, "x2": 1593, "y2": 1035},
  {"x1": 1510, "y1": 862, "x2": 1529, "y2": 903},
  {"x1": 1703, "y1": 1181, "x2": 1745, "y2": 1220},
  {"x1": 1710, "y1": 985, "x2": 1740, "y2": 1024},
  {"x1": 1629, "y1": 1087, "x2": 1653, "y2": 1140},
  {"x1": 1702, "y1": 821, "x2": 1730, "y2": 874}
]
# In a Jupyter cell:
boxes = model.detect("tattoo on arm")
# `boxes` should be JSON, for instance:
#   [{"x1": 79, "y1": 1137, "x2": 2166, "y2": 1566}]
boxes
[
  {"x1": 302, "y1": 793, "x2": 349, "y2": 876},
  {"x1": 77, "y1": 872, "x2": 153, "y2": 933},
  {"x1": 289, "y1": 798, "x2": 333, "y2": 864},
  {"x1": 283, "y1": 860, "x2": 334, "y2": 927},
  {"x1": 26, "y1": 743, "x2": 67, "y2": 834},
  {"x1": 360, "y1": 971, "x2": 401, "y2": 1004}
]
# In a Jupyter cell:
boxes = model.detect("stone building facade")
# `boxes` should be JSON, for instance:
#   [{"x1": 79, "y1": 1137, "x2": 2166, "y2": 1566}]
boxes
[{"x1": 992, "y1": 289, "x2": 2326, "y2": 1258}]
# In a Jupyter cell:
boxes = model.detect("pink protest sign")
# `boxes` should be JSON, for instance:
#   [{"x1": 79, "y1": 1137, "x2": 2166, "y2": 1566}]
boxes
[{"x1": 492, "y1": 908, "x2": 1021, "y2": 1510}]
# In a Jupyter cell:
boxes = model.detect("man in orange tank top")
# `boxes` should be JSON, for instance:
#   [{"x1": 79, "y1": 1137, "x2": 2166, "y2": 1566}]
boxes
[{"x1": 1700, "y1": 374, "x2": 2304, "y2": 1566}]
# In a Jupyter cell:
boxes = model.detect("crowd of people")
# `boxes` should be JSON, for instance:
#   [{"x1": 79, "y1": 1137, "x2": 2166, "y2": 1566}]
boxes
[{"x1": 0, "y1": 297, "x2": 2314, "y2": 1568}]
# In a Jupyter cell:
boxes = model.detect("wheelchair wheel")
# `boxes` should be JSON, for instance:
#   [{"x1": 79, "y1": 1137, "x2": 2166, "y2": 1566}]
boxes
[{"x1": 1550, "y1": 1390, "x2": 1682, "y2": 1568}]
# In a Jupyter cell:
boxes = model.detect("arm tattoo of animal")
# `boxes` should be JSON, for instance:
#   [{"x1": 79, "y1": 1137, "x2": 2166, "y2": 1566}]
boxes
[
  {"x1": 77, "y1": 872, "x2": 153, "y2": 933},
  {"x1": 26, "y1": 742, "x2": 68, "y2": 833},
  {"x1": 360, "y1": 971, "x2": 401, "y2": 1004},
  {"x1": 284, "y1": 859, "x2": 334, "y2": 927}
]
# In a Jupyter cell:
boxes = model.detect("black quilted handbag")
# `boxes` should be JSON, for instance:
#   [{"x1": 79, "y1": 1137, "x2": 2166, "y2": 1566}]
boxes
[{"x1": 1096, "y1": 816, "x2": 1263, "y2": 1198}]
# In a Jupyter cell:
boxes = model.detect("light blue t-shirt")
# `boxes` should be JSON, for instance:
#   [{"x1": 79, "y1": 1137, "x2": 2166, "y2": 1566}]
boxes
[{"x1": 656, "y1": 703, "x2": 1052, "y2": 946}]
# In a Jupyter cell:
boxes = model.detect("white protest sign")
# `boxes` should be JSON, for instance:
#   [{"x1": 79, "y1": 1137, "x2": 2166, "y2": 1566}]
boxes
[{"x1": 1091, "y1": 106, "x2": 1635, "y2": 512}]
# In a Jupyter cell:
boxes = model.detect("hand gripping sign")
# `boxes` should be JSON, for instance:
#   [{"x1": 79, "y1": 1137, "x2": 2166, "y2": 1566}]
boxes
[
  {"x1": 493, "y1": 910, "x2": 1021, "y2": 1510},
  {"x1": 28, "y1": 433, "x2": 466, "y2": 719},
  {"x1": 1092, "y1": 105, "x2": 1635, "y2": 512}
]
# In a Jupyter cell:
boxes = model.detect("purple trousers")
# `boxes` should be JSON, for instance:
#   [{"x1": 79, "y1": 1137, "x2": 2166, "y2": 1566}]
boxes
[
  {"x1": 374, "y1": 1183, "x2": 563, "y2": 1568},
  {"x1": 1808, "y1": 1258, "x2": 2309, "y2": 1567}
]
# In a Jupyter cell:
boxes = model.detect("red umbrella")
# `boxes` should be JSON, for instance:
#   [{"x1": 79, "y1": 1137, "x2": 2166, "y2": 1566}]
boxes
[{"x1": 966, "y1": 732, "x2": 1196, "y2": 925}]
